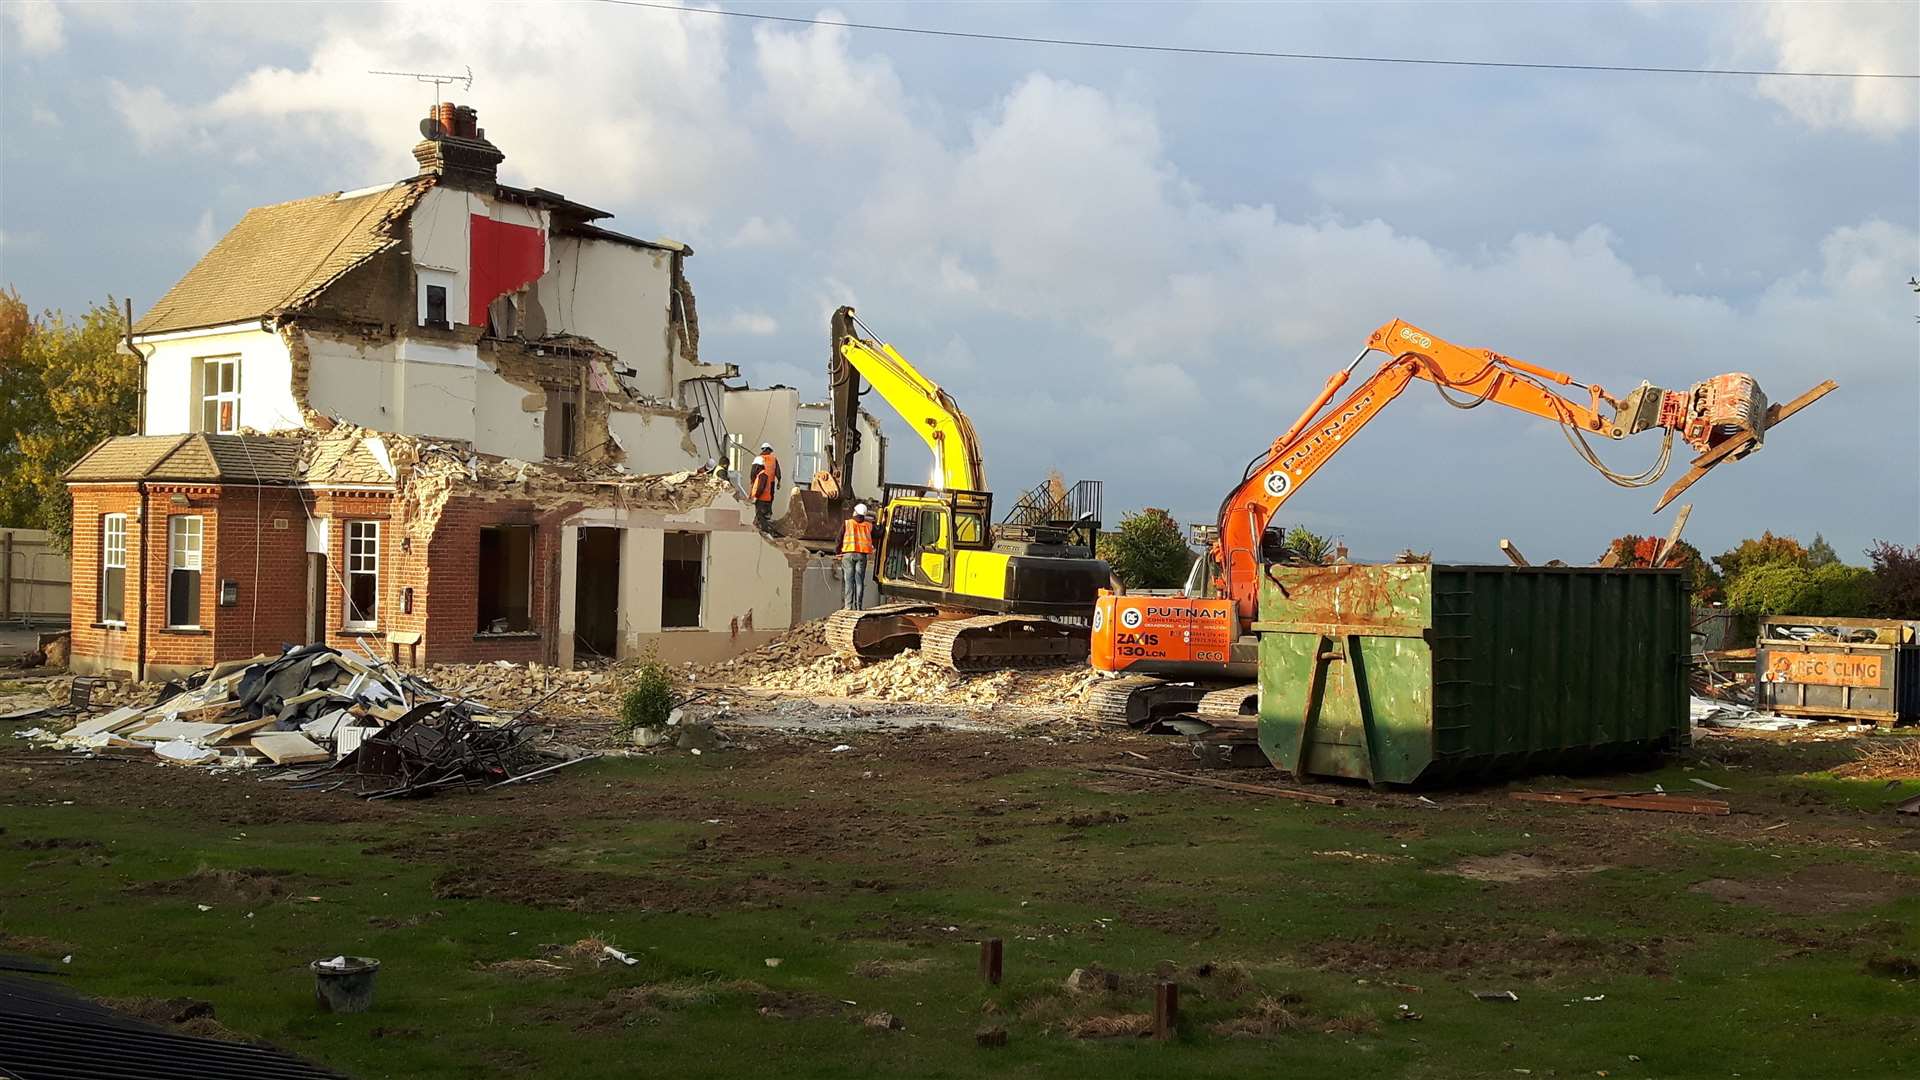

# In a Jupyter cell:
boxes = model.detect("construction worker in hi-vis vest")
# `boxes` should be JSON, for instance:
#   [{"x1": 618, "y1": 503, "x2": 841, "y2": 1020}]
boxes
[
  {"x1": 749, "y1": 442, "x2": 780, "y2": 533},
  {"x1": 840, "y1": 503, "x2": 874, "y2": 610}
]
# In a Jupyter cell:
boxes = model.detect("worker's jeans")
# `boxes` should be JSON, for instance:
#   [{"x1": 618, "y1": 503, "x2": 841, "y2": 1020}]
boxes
[
  {"x1": 842, "y1": 554, "x2": 868, "y2": 610},
  {"x1": 754, "y1": 499, "x2": 774, "y2": 532}
]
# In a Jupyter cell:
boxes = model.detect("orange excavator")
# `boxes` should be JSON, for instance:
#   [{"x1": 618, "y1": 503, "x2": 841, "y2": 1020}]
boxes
[{"x1": 1088, "y1": 317, "x2": 1834, "y2": 728}]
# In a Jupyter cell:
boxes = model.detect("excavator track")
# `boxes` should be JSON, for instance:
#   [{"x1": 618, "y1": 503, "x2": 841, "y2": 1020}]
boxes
[
  {"x1": 1196, "y1": 684, "x2": 1260, "y2": 729},
  {"x1": 826, "y1": 602, "x2": 941, "y2": 662},
  {"x1": 920, "y1": 615, "x2": 1090, "y2": 674},
  {"x1": 1087, "y1": 675, "x2": 1170, "y2": 726}
]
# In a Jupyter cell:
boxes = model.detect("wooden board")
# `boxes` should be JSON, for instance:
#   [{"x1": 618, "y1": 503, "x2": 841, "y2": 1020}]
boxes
[
  {"x1": 251, "y1": 733, "x2": 331, "y2": 765},
  {"x1": 1511, "y1": 789, "x2": 1729, "y2": 816},
  {"x1": 213, "y1": 716, "x2": 278, "y2": 742}
]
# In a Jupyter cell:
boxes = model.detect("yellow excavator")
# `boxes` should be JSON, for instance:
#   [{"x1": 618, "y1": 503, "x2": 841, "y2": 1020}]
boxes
[{"x1": 821, "y1": 306, "x2": 1112, "y2": 671}]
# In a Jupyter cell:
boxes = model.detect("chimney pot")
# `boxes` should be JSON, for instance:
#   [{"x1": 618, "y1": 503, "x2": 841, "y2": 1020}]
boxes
[{"x1": 434, "y1": 101, "x2": 458, "y2": 137}]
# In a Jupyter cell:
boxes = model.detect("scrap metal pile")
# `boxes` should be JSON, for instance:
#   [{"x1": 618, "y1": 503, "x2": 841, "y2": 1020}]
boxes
[{"x1": 11, "y1": 643, "x2": 592, "y2": 796}]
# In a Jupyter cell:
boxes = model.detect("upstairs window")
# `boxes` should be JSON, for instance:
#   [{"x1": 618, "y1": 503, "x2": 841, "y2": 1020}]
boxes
[
  {"x1": 795, "y1": 422, "x2": 823, "y2": 482},
  {"x1": 100, "y1": 514, "x2": 126, "y2": 624},
  {"x1": 345, "y1": 521, "x2": 379, "y2": 629},
  {"x1": 196, "y1": 356, "x2": 241, "y2": 434},
  {"x1": 167, "y1": 516, "x2": 202, "y2": 628},
  {"x1": 425, "y1": 285, "x2": 449, "y2": 326}
]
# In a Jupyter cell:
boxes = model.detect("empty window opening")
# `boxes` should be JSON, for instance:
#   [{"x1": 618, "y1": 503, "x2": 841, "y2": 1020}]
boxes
[
  {"x1": 197, "y1": 356, "x2": 241, "y2": 434},
  {"x1": 545, "y1": 389, "x2": 579, "y2": 458},
  {"x1": 478, "y1": 525, "x2": 534, "y2": 632},
  {"x1": 574, "y1": 527, "x2": 622, "y2": 659},
  {"x1": 167, "y1": 515, "x2": 203, "y2": 627},
  {"x1": 100, "y1": 514, "x2": 126, "y2": 624},
  {"x1": 795, "y1": 421, "x2": 823, "y2": 481},
  {"x1": 345, "y1": 520, "x2": 379, "y2": 629},
  {"x1": 424, "y1": 284, "x2": 449, "y2": 327},
  {"x1": 661, "y1": 531, "x2": 705, "y2": 629}
]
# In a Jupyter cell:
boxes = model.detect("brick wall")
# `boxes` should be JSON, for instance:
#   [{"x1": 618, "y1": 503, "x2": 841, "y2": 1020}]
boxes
[
  {"x1": 68, "y1": 484, "x2": 142, "y2": 677},
  {"x1": 70, "y1": 480, "x2": 594, "y2": 676}
]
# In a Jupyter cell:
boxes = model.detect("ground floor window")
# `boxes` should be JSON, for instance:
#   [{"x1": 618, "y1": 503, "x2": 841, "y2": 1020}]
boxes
[
  {"x1": 167, "y1": 515, "x2": 202, "y2": 627},
  {"x1": 346, "y1": 520, "x2": 379, "y2": 629},
  {"x1": 661, "y1": 531, "x2": 705, "y2": 628},
  {"x1": 478, "y1": 525, "x2": 534, "y2": 632},
  {"x1": 100, "y1": 514, "x2": 126, "y2": 624}
]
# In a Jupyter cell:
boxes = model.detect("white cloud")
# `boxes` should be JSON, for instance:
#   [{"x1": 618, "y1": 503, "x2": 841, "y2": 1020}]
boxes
[
  {"x1": 725, "y1": 215, "x2": 798, "y2": 249},
  {"x1": 719, "y1": 309, "x2": 779, "y2": 336},
  {"x1": 106, "y1": 80, "x2": 200, "y2": 153},
  {"x1": 1742, "y1": 1, "x2": 1918, "y2": 134},
  {"x1": 3, "y1": 0, "x2": 64, "y2": 55},
  {"x1": 29, "y1": 103, "x2": 59, "y2": 128},
  {"x1": 101, "y1": 1, "x2": 752, "y2": 218}
]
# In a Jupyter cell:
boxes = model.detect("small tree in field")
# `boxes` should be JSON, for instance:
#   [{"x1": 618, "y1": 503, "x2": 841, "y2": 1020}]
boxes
[{"x1": 1098, "y1": 508, "x2": 1195, "y2": 589}]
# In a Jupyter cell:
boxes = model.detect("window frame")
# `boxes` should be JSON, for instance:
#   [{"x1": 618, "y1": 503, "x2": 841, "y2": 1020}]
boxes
[
  {"x1": 197, "y1": 355, "x2": 242, "y2": 434},
  {"x1": 794, "y1": 421, "x2": 823, "y2": 482},
  {"x1": 344, "y1": 520, "x2": 380, "y2": 631},
  {"x1": 660, "y1": 529, "x2": 706, "y2": 630},
  {"x1": 99, "y1": 513, "x2": 127, "y2": 625},
  {"x1": 166, "y1": 515, "x2": 203, "y2": 629}
]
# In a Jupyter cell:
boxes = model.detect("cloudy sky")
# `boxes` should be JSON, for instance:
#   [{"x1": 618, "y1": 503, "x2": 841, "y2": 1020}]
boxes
[{"x1": 3, "y1": 0, "x2": 1915, "y2": 562}]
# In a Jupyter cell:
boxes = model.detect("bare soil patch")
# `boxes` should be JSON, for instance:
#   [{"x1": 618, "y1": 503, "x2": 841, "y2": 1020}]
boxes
[
  {"x1": 1689, "y1": 863, "x2": 1906, "y2": 914},
  {"x1": 1445, "y1": 853, "x2": 1611, "y2": 883}
]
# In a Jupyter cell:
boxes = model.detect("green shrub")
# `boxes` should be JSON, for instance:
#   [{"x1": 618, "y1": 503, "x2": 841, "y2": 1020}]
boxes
[{"x1": 618, "y1": 660, "x2": 678, "y2": 733}]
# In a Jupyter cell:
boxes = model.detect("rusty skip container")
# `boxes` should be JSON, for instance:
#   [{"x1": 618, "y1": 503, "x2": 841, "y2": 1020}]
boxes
[
  {"x1": 1256, "y1": 564, "x2": 1689, "y2": 785},
  {"x1": 1755, "y1": 616, "x2": 1920, "y2": 725}
]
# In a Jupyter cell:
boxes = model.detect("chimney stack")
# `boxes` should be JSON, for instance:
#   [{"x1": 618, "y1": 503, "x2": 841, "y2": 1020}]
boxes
[{"x1": 414, "y1": 102, "x2": 503, "y2": 191}]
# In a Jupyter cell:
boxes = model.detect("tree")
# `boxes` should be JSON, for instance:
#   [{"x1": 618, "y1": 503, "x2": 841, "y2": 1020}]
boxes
[
  {"x1": 1601, "y1": 534, "x2": 1722, "y2": 603},
  {"x1": 0, "y1": 291, "x2": 138, "y2": 546},
  {"x1": 1713, "y1": 531, "x2": 1807, "y2": 581},
  {"x1": 1281, "y1": 525, "x2": 1336, "y2": 566},
  {"x1": 1098, "y1": 508, "x2": 1195, "y2": 589},
  {"x1": 1806, "y1": 533, "x2": 1838, "y2": 567},
  {"x1": 1726, "y1": 560, "x2": 1873, "y2": 620},
  {"x1": 1866, "y1": 540, "x2": 1920, "y2": 618}
]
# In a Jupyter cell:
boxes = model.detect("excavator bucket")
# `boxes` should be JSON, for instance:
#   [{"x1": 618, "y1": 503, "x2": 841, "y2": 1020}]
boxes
[{"x1": 1654, "y1": 378, "x2": 1836, "y2": 512}]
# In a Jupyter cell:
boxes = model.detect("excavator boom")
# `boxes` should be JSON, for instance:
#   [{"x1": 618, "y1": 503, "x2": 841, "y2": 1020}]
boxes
[
  {"x1": 829, "y1": 305, "x2": 985, "y2": 493},
  {"x1": 1209, "y1": 318, "x2": 1832, "y2": 620}
]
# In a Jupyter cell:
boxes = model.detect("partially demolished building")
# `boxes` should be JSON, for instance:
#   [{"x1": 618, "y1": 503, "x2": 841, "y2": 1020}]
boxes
[{"x1": 66, "y1": 103, "x2": 882, "y2": 681}]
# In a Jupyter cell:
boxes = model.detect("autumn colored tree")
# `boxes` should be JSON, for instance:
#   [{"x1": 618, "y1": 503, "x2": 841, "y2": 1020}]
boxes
[
  {"x1": 1866, "y1": 540, "x2": 1920, "y2": 618},
  {"x1": 1713, "y1": 531, "x2": 1807, "y2": 581},
  {"x1": 0, "y1": 290, "x2": 139, "y2": 546},
  {"x1": 1601, "y1": 534, "x2": 1721, "y2": 603},
  {"x1": 1098, "y1": 508, "x2": 1195, "y2": 589}
]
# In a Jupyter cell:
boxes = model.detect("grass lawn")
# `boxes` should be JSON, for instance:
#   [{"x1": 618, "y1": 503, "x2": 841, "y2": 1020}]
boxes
[{"x1": 3, "y1": 722, "x2": 1918, "y2": 1079}]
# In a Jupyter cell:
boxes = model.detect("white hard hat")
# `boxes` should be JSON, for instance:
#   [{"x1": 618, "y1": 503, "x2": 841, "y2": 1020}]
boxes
[
  {"x1": 854, "y1": 503, "x2": 869, "y2": 516},
  {"x1": 759, "y1": 441, "x2": 774, "y2": 451}
]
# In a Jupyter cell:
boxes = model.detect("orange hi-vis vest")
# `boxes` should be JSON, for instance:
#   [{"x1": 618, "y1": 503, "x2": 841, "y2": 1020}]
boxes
[
  {"x1": 841, "y1": 517, "x2": 874, "y2": 555},
  {"x1": 750, "y1": 452, "x2": 778, "y2": 501}
]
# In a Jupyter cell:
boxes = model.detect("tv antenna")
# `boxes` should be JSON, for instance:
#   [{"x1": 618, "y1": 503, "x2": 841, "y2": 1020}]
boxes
[{"x1": 368, "y1": 64, "x2": 473, "y2": 107}]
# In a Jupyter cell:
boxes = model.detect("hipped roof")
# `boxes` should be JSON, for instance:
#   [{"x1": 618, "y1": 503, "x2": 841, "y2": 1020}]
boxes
[
  {"x1": 64, "y1": 434, "x2": 305, "y2": 484},
  {"x1": 133, "y1": 180, "x2": 432, "y2": 337}
]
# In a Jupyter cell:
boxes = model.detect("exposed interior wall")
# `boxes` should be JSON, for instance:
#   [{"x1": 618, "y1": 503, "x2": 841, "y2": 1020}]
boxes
[
  {"x1": 140, "y1": 326, "x2": 301, "y2": 436},
  {"x1": 721, "y1": 387, "x2": 800, "y2": 513},
  {"x1": 555, "y1": 489, "x2": 801, "y2": 668},
  {"x1": 303, "y1": 330, "x2": 546, "y2": 461},
  {"x1": 534, "y1": 237, "x2": 675, "y2": 397},
  {"x1": 606, "y1": 407, "x2": 704, "y2": 473}
]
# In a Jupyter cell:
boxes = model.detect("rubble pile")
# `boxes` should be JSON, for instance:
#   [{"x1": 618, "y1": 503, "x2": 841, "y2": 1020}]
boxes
[
  {"x1": 16, "y1": 645, "x2": 589, "y2": 793},
  {"x1": 689, "y1": 620, "x2": 833, "y2": 683},
  {"x1": 720, "y1": 647, "x2": 1101, "y2": 714}
]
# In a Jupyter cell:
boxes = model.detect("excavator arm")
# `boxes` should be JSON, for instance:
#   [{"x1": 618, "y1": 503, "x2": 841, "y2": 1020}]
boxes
[
  {"x1": 829, "y1": 305, "x2": 986, "y2": 493},
  {"x1": 1212, "y1": 318, "x2": 1833, "y2": 619}
]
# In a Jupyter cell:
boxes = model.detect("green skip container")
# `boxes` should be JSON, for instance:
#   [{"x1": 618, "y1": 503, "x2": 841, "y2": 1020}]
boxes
[{"x1": 1255, "y1": 564, "x2": 1689, "y2": 786}]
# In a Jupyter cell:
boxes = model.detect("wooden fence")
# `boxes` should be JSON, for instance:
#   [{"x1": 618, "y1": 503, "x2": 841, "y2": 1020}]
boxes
[{"x1": 2, "y1": 528, "x2": 70, "y2": 626}]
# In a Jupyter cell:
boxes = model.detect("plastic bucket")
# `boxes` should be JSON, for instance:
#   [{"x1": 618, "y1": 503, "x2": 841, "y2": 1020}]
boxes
[{"x1": 310, "y1": 956, "x2": 380, "y2": 1013}]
